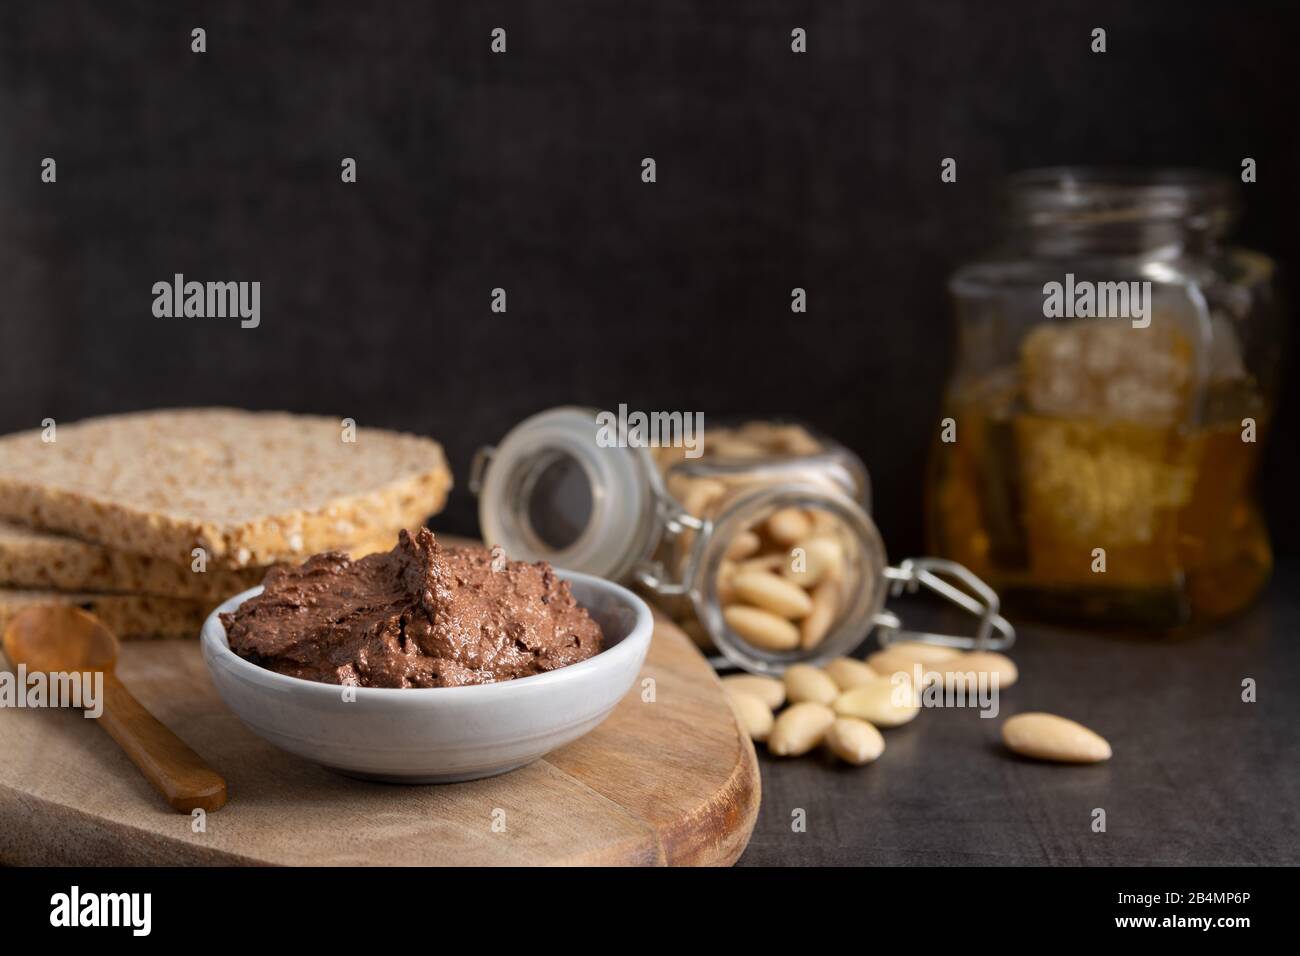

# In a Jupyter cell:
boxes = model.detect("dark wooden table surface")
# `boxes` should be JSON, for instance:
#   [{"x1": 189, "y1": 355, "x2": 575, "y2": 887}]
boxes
[{"x1": 736, "y1": 564, "x2": 1300, "y2": 866}]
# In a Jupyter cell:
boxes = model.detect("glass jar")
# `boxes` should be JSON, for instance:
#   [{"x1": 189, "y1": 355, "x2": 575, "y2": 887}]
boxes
[
  {"x1": 473, "y1": 407, "x2": 1013, "y2": 674},
  {"x1": 929, "y1": 168, "x2": 1282, "y2": 631}
]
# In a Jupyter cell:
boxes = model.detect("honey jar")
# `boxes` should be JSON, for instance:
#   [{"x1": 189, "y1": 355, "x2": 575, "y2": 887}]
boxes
[
  {"x1": 473, "y1": 407, "x2": 1013, "y2": 673},
  {"x1": 929, "y1": 168, "x2": 1282, "y2": 630}
]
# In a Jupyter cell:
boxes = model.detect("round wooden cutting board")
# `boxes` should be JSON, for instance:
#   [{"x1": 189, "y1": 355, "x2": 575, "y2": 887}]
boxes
[{"x1": 0, "y1": 611, "x2": 759, "y2": 866}]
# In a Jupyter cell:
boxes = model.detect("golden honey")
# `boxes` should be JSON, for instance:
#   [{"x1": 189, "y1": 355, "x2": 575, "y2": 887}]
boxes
[{"x1": 928, "y1": 370, "x2": 1271, "y2": 630}]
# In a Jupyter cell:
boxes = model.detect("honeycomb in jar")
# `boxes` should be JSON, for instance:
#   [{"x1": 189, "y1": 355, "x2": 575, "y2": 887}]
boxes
[
  {"x1": 1012, "y1": 318, "x2": 1201, "y2": 585},
  {"x1": 1020, "y1": 318, "x2": 1195, "y2": 426},
  {"x1": 1016, "y1": 415, "x2": 1194, "y2": 566}
]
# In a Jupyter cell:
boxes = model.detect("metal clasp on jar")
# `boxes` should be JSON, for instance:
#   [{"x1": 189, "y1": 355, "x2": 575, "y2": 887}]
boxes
[
  {"x1": 875, "y1": 557, "x2": 1015, "y2": 651},
  {"x1": 633, "y1": 493, "x2": 708, "y2": 597}
]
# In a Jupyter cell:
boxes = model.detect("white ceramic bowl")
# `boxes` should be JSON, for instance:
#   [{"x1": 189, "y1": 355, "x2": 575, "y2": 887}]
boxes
[{"x1": 200, "y1": 571, "x2": 653, "y2": 783}]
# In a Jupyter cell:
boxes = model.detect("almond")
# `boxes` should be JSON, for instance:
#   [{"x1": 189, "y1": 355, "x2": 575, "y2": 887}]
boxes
[
  {"x1": 1001, "y1": 713, "x2": 1111, "y2": 764},
  {"x1": 825, "y1": 717, "x2": 885, "y2": 765},
  {"x1": 940, "y1": 651, "x2": 1018, "y2": 689},
  {"x1": 799, "y1": 579, "x2": 839, "y2": 650},
  {"x1": 724, "y1": 604, "x2": 801, "y2": 650},
  {"x1": 768, "y1": 702, "x2": 836, "y2": 757},
  {"x1": 823, "y1": 656, "x2": 878, "y2": 691},
  {"x1": 721, "y1": 674, "x2": 786, "y2": 710},
  {"x1": 832, "y1": 677, "x2": 920, "y2": 727},
  {"x1": 867, "y1": 641, "x2": 960, "y2": 686},
  {"x1": 731, "y1": 571, "x2": 814, "y2": 619},
  {"x1": 767, "y1": 508, "x2": 813, "y2": 545},
  {"x1": 783, "y1": 535, "x2": 845, "y2": 588},
  {"x1": 783, "y1": 664, "x2": 840, "y2": 706},
  {"x1": 724, "y1": 530, "x2": 762, "y2": 560}
]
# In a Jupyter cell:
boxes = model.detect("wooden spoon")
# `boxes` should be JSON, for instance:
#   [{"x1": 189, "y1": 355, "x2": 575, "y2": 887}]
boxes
[{"x1": 2, "y1": 605, "x2": 227, "y2": 813}]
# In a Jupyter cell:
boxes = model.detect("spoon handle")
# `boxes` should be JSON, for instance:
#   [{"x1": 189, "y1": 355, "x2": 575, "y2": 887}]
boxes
[{"x1": 98, "y1": 673, "x2": 228, "y2": 813}]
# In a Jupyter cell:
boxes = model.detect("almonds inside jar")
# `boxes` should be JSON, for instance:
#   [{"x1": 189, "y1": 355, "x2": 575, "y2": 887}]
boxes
[{"x1": 652, "y1": 421, "x2": 877, "y2": 664}]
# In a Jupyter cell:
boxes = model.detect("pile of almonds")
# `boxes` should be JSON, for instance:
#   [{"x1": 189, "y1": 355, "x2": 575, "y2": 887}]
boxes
[
  {"x1": 652, "y1": 423, "x2": 1113, "y2": 768},
  {"x1": 722, "y1": 640, "x2": 1111, "y2": 766}
]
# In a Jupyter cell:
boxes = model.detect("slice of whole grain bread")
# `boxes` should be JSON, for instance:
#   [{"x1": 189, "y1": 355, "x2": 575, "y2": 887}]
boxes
[
  {"x1": 0, "y1": 409, "x2": 451, "y2": 568},
  {"x1": 0, "y1": 520, "x2": 400, "y2": 602},
  {"x1": 0, "y1": 590, "x2": 210, "y2": 641}
]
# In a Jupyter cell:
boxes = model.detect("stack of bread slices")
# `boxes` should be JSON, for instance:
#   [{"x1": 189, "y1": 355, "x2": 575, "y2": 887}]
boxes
[{"x1": 0, "y1": 408, "x2": 452, "y2": 639}]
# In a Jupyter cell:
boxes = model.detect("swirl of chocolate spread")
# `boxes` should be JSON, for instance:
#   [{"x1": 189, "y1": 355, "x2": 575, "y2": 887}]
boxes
[{"x1": 220, "y1": 528, "x2": 604, "y2": 688}]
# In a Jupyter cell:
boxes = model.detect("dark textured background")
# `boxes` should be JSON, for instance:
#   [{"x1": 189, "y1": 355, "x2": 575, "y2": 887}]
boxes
[{"x1": 1, "y1": 0, "x2": 1296, "y2": 557}]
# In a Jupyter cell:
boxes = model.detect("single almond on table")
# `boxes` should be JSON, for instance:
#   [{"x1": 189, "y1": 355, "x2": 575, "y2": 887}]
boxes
[
  {"x1": 825, "y1": 717, "x2": 885, "y2": 765},
  {"x1": 870, "y1": 640, "x2": 962, "y2": 666},
  {"x1": 783, "y1": 663, "x2": 840, "y2": 706},
  {"x1": 939, "y1": 651, "x2": 1019, "y2": 689},
  {"x1": 823, "y1": 656, "x2": 878, "y2": 691},
  {"x1": 768, "y1": 702, "x2": 836, "y2": 757},
  {"x1": 867, "y1": 641, "x2": 960, "y2": 686},
  {"x1": 832, "y1": 677, "x2": 920, "y2": 727},
  {"x1": 721, "y1": 673, "x2": 786, "y2": 710},
  {"x1": 726, "y1": 691, "x2": 774, "y2": 742},
  {"x1": 1001, "y1": 712, "x2": 1111, "y2": 764}
]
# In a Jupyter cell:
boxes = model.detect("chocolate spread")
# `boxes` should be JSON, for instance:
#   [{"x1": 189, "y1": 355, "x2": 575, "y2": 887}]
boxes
[{"x1": 220, "y1": 529, "x2": 604, "y2": 688}]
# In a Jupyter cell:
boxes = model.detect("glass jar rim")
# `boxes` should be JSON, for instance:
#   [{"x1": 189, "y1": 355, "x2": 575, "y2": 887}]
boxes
[
  {"x1": 475, "y1": 406, "x2": 663, "y2": 582},
  {"x1": 1002, "y1": 166, "x2": 1239, "y2": 232}
]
